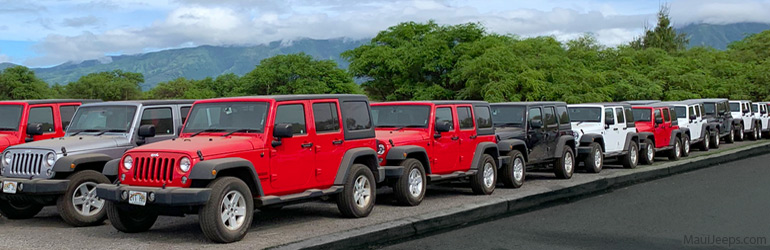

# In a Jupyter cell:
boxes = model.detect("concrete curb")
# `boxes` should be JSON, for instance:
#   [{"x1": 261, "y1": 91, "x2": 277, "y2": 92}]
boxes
[{"x1": 274, "y1": 142, "x2": 770, "y2": 250}]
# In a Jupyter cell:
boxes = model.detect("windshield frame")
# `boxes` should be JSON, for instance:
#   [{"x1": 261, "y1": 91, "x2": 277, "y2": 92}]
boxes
[
  {"x1": 182, "y1": 101, "x2": 270, "y2": 135},
  {"x1": 567, "y1": 106, "x2": 603, "y2": 123},
  {"x1": 66, "y1": 105, "x2": 138, "y2": 135},
  {"x1": 371, "y1": 104, "x2": 431, "y2": 129},
  {"x1": 0, "y1": 104, "x2": 24, "y2": 131}
]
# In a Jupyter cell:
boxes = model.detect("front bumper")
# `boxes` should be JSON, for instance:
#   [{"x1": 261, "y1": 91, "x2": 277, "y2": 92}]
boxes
[
  {"x1": 0, "y1": 176, "x2": 69, "y2": 196},
  {"x1": 95, "y1": 184, "x2": 211, "y2": 206}
]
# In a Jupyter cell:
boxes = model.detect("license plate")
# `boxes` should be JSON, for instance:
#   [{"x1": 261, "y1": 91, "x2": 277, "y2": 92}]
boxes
[
  {"x1": 2, "y1": 181, "x2": 18, "y2": 194},
  {"x1": 128, "y1": 191, "x2": 147, "y2": 206}
]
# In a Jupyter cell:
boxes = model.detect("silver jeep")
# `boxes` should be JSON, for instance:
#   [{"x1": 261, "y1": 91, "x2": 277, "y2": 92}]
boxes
[{"x1": 0, "y1": 100, "x2": 192, "y2": 226}]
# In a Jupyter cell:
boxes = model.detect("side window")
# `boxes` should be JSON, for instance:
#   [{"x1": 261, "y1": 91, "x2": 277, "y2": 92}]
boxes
[
  {"x1": 312, "y1": 102, "x2": 340, "y2": 133},
  {"x1": 604, "y1": 108, "x2": 614, "y2": 124},
  {"x1": 29, "y1": 107, "x2": 55, "y2": 133},
  {"x1": 275, "y1": 104, "x2": 307, "y2": 135},
  {"x1": 457, "y1": 107, "x2": 474, "y2": 129},
  {"x1": 543, "y1": 107, "x2": 556, "y2": 127},
  {"x1": 624, "y1": 108, "x2": 635, "y2": 126},
  {"x1": 341, "y1": 101, "x2": 372, "y2": 131},
  {"x1": 695, "y1": 105, "x2": 701, "y2": 117},
  {"x1": 689, "y1": 106, "x2": 696, "y2": 118},
  {"x1": 528, "y1": 107, "x2": 542, "y2": 126},
  {"x1": 699, "y1": 105, "x2": 705, "y2": 116},
  {"x1": 556, "y1": 106, "x2": 570, "y2": 124},
  {"x1": 662, "y1": 108, "x2": 670, "y2": 122},
  {"x1": 180, "y1": 106, "x2": 191, "y2": 124},
  {"x1": 474, "y1": 106, "x2": 493, "y2": 129},
  {"x1": 654, "y1": 109, "x2": 662, "y2": 122},
  {"x1": 435, "y1": 107, "x2": 454, "y2": 130},
  {"x1": 615, "y1": 107, "x2": 625, "y2": 124},
  {"x1": 141, "y1": 108, "x2": 174, "y2": 135},
  {"x1": 59, "y1": 105, "x2": 78, "y2": 129}
]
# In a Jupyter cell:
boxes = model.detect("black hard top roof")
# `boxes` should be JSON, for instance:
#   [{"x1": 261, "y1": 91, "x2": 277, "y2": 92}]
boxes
[
  {"x1": 82, "y1": 99, "x2": 195, "y2": 106},
  {"x1": 662, "y1": 100, "x2": 704, "y2": 106},
  {"x1": 0, "y1": 99, "x2": 100, "y2": 105},
  {"x1": 491, "y1": 101, "x2": 567, "y2": 107},
  {"x1": 569, "y1": 102, "x2": 632, "y2": 108},
  {"x1": 208, "y1": 94, "x2": 369, "y2": 102}
]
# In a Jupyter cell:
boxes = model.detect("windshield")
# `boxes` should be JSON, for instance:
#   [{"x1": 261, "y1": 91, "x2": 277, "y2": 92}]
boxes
[
  {"x1": 68, "y1": 106, "x2": 137, "y2": 133},
  {"x1": 729, "y1": 103, "x2": 740, "y2": 112},
  {"x1": 632, "y1": 109, "x2": 651, "y2": 122},
  {"x1": 704, "y1": 103, "x2": 716, "y2": 115},
  {"x1": 183, "y1": 102, "x2": 268, "y2": 133},
  {"x1": 752, "y1": 104, "x2": 758, "y2": 113},
  {"x1": 568, "y1": 107, "x2": 601, "y2": 122},
  {"x1": 371, "y1": 105, "x2": 430, "y2": 128},
  {"x1": 674, "y1": 107, "x2": 687, "y2": 119},
  {"x1": 0, "y1": 105, "x2": 23, "y2": 131},
  {"x1": 491, "y1": 105, "x2": 526, "y2": 128}
]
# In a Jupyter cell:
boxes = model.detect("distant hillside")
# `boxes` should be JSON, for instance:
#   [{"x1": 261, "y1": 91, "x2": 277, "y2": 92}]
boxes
[
  {"x1": 678, "y1": 22, "x2": 770, "y2": 50},
  {"x1": 31, "y1": 38, "x2": 367, "y2": 90},
  {"x1": 0, "y1": 62, "x2": 18, "y2": 71}
]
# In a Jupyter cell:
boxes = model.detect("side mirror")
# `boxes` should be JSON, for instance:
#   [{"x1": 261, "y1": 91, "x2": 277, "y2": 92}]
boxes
[
  {"x1": 530, "y1": 120, "x2": 543, "y2": 129},
  {"x1": 654, "y1": 117, "x2": 663, "y2": 125},
  {"x1": 689, "y1": 115, "x2": 696, "y2": 121},
  {"x1": 272, "y1": 123, "x2": 293, "y2": 147},
  {"x1": 138, "y1": 125, "x2": 156, "y2": 138},
  {"x1": 742, "y1": 109, "x2": 749, "y2": 114},
  {"x1": 26, "y1": 123, "x2": 44, "y2": 136},
  {"x1": 435, "y1": 121, "x2": 452, "y2": 133},
  {"x1": 604, "y1": 118, "x2": 615, "y2": 126}
]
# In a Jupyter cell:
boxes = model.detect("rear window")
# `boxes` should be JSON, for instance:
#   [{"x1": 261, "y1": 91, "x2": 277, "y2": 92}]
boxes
[
  {"x1": 341, "y1": 101, "x2": 372, "y2": 131},
  {"x1": 474, "y1": 106, "x2": 493, "y2": 129},
  {"x1": 632, "y1": 109, "x2": 651, "y2": 122}
]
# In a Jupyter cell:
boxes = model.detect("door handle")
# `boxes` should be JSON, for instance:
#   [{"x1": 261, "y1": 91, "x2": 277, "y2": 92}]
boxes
[
  {"x1": 301, "y1": 142, "x2": 313, "y2": 148},
  {"x1": 613, "y1": 128, "x2": 619, "y2": 131},
  {"x1": 332, "y1": 140, "x2": 343, "y2": 145},
  {"x1": 469, "y1": 135, "x2": 477, "y2": 139},
  {"x1": 451, "y1": 136, "x2": 459, "y2": 141}
]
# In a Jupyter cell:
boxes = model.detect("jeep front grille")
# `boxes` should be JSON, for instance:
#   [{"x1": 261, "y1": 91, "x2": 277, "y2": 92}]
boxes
[
  {"x1": 132, "y1": 157, "x2": 175, "y2": 183},
  {"x1": 9, "y1": 152, "x2": 44, "y2": 176}
]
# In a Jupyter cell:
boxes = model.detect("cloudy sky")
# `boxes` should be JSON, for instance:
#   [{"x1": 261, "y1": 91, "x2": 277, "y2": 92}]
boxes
[{"x1": 1, "y1": 0, "x2": 769, "y2": 67}]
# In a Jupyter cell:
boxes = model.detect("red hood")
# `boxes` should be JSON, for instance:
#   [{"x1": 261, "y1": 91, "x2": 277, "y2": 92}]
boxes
[
  {"x1": 375, "y1": 129, "x2": 429, "y2": 146},
  {"x1": 129, "y1": 135, "x2": 264, "y2": 158}
]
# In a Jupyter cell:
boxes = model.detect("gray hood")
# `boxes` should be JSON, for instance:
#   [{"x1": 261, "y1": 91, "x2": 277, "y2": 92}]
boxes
[{"x1": 6, "y1": 135, "x2": 129, "y2": 154}]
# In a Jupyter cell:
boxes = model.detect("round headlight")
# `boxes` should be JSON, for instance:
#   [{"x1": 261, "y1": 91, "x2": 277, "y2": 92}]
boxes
[
  {"x1": 123, "y1": 156, "x2": 133, "y2": 170},
  {"x1": 179, "y1": 157, "x2": 191, "y2": 172},
  {"x1": 45, "y1": 153, "x2": 56, "y2": 166},
  {"x1": 377, "y1": 143, "x2": 386, "y2": 155},
  {"x1": 3, "y1": 152, "x2": 11, "y2": 166}
]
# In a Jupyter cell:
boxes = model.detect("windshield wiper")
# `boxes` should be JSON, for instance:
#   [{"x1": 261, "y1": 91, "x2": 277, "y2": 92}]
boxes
[
  {"x1": 0, "y1": 127, "x2": 17, "y2": 131},
  {"x1": 222, "y1": 129, "x2": 260, "y2": 137},
  {"x1": 190, "y1": 129, "x2": 226, "y2": 137},
  {"x1": 70, "y1": 129, "x2": 101, "y2": 136},
  {"x1": 576, "y1": 121, "x2": 585, "y2": 126},
  {"x1": 496, "y1": 123, "x2": 521, "y2": 128},
  {"x1": 95, "y1": 129, "x2": 128, "y2": 136}
]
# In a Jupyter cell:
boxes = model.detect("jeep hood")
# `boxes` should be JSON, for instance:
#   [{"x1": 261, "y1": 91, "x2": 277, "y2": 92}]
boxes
[
  {"x1": 571, "y1": 122, "x2": 603, "y2": 134},
  {"x1": 6, "y1": 135, "x2": 126, "y2": 154},
  {"x1": 375, "y1": 129, "x2": 429, "y2": 145},
  {"x1": 131, "y1": 136, "x2": 261, "y2": 157},
  {"x1": 494, "y1": 127, "x2": 525, "y2": 140}
]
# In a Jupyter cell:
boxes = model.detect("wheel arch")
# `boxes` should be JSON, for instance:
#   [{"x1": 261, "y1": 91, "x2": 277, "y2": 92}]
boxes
[
  {"x1": 385, "y1": 145, "x2": 431, "y2": 174},
  {"x1": 334, "y1": 147, "x2": 379, "y2": 185},
  {"x1": 188, "y1": 158, "x2": 264, "y2": 197}
]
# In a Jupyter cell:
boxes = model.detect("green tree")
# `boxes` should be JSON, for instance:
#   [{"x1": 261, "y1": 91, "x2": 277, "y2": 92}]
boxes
[
  {"x1": 64, "y1": 70, "x2": 143, "y2": 101},
  {"x1": 241, "y1": 53, "x2": 360, "y2": 95},
  {"x1": 144, "y1": 77, "x2": 217, "y2": 99},
  {"x1": 0, "y1": 66, "x2": 51, "y2": 100},
  {"x1": 630, "y1": 5, "x2": 689, "y2": 53}
]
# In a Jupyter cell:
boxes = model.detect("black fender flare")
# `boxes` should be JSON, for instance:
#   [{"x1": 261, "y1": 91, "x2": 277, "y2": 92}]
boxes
[
  {"x1": 578, "y1": 133, "x2": 604, "y2": 148},
  {"x1": 385, "y1": 145, "x2": 431, "y2": 173},
  {"x1": 52, "y1": 153, "x2": 114, "y2": 173},
  {"x1": 622, "y1": 132, "x2": 640, "y2": 151},
  {"x1": 102, "y1": 158, "x2": 120, "y2": 177},
  {"x1": 732, "y1": 119, "x2": 743, "y2": 129},
  {"x1": 553, "y1": 135, "x2": 576, "y2": 157},
  {"x1": 497, "y1": 139, "x2": 528, "y2": 159},
  {"x1": 699, "y1": 123, "x2": 711, "y2": 139},
  {"x1": 638, "y1": 132, "x2": 654, "y2": 143},
  {"x1": 751, "y1": 118, "x2": 761, "y2": 130},
  {"x1": 470, "y1": 142, "x2": 499, "y2": 170},
  {"x1": 333, "y1": 148, "x2": 378, "y2": 185},
  {"x1": 669, "y1": 130, "x2": 682, "y2": 146},
  {"x1": 189, "y1": 158, "x2": 264, "y2": 197},
  {"x1": 679, "y1": 127, "x2": 690, "y2": 139}
]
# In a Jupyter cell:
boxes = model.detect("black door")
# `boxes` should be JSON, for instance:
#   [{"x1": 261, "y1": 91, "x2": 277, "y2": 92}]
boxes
[
  {"x1": 526, "y1": 107, "x2": 547, "y2": 162},
  {"x1": 542, "y1": 106, "x2": 559, "y2": 157}
]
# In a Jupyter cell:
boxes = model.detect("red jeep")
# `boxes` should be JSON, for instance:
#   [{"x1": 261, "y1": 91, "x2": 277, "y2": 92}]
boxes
[
  {"x1": 630, "y1": 103, "x2": 685, "y2": 164},
  {"x1": 372, "y1": 101, "x2": 501, "y2": 206},
  {"x1": 96, "y1": 95, "x2": 382, "y2": 243},
  {"x1": 0, "y1": 99, "x2": 98, "y2": 152}
]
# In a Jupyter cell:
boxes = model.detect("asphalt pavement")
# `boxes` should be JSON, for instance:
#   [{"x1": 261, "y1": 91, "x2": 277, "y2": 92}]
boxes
[{"x1": 381, "y1": 150, "x2": 770, "y2": 249}]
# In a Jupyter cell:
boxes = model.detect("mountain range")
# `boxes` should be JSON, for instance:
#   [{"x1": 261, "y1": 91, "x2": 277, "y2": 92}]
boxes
[{"x1": 2, "y1": 22, "x2": 768, "y2": 89}]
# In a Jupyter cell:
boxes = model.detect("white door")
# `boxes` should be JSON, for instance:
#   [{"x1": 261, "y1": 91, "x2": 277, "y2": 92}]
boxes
[
  {"x1": 689, "y1": 105, "x2": 702, "y2": 140},
  {"x1": 604, "y1": 107, "x2": 623, "y2": 152}
]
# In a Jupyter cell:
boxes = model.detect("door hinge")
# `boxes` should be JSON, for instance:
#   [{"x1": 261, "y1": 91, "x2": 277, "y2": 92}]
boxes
[
  {"x1": 315, "y1": 168, "x2": 322, "y2": 176},
  {"x1": 271, "y1": 174, "x2": 278, "y2": 181}
]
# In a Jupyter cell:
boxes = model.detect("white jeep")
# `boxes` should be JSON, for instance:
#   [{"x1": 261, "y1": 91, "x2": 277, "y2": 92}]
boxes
[
  {"x1": 752, "y1": 102, "x2": 770, "y2": 138},
  {"x1": 728, "y1": 100, "x2": 762, "y2": 141},
  {"x1": 568, "y1": 103, "x2": 641, "y2": 172},
  {"x1": 668, "y1": 101, "x2": 720, "y2": 155}
]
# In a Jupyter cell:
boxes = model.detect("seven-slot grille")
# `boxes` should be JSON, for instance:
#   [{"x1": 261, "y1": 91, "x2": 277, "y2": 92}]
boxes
[
  {"x1": 132, "y1": 156, "x2": 176, "y2": 183},
  {"x1": 9, "y1": 152, "x2": 45, "y2": 176}
]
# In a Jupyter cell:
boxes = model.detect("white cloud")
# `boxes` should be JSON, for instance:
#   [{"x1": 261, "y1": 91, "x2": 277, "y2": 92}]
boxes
[
  {"x1": 61, "y1": 15, "x2": 100, "y2": 27},
  {"x1": 670, "y1": 0, "x2": 770, "y2": 25},
  {"x1": 0, "y1": 53, "x2": 10, "y2": 63}
]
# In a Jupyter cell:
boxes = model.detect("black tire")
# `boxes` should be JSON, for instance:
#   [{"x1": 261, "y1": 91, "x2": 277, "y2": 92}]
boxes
[
  {"x1": 621, "y1": 142, "x2": 639, "y2": 169},
  {"x1": 583, "y1": 142, "x2": 603, "y2": 173},
  {"x1": 393, "y1": 158, "x2": 426, "y2": 206},
  {"x1": 470, "y1": 154, "x2": 496, "y2": 195},
  {"x1": 749, "y1": 125, "x2": 760, "y2": 141},
  {"x1": 0, "y1": 199, "x2": 43, "y2": 219},
  {"x1": 736, "y1": 124, "x2": 744, "y2": 141},
  {"x1": 640, "y1": 139, "x2": 655, "y2": 165},
  {"x1": 725, "y1": 126, "x2": 735, "y2": 143},
  {"x1": 699, "y1": 131, "x2": 710, "y2": 151},
  {"x1": 681, "y1": 134, "x2": 691, "y2": 157},
  {"x1": 668, "y1": 137, "x2": 682, "y2": 161},
  {"x1": 337, "y1": 164, "x2": 376, "y2": 218},
  {"x1": 105, "y1": 202, "x2": 158, "y2": 233},
  {"x1": 501, "y1": 150, "x2": 526, "y2": 188},
  {"x1": 57, "y1": 170, "x2": 110, "y2": 227},
  {"x1": 553, "y1": 146, "x2": 575, "y2": 179},
  {"x1": 199, "y1": 177, "x2": 254, "y2": 243},
  {"x1": 711, "y1": 130, "x2": 720, "y2": 149}
]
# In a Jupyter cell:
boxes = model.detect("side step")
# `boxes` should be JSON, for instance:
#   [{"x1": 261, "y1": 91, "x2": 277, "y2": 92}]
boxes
[
  {"x1": 256, "y1": 186, "x2": 343, "y2": 207},
  {"x1": 427, "y1": 170, "x2": 478, "y2": 182}
]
